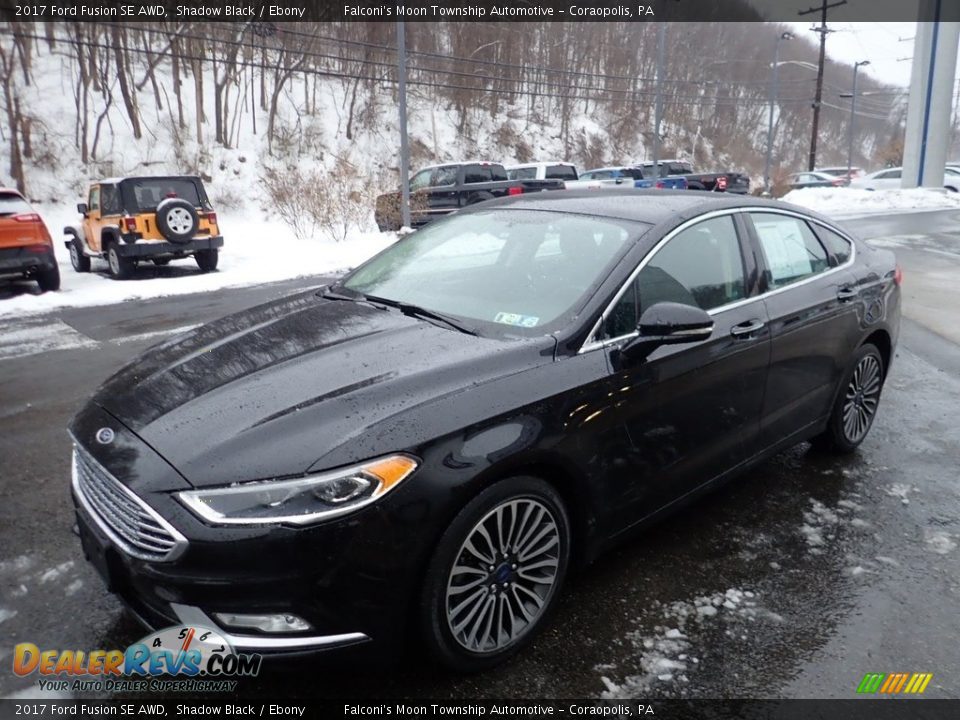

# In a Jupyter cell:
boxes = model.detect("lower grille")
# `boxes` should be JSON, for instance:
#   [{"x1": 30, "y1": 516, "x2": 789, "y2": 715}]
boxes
[{"x1": 72, "y1": 444, "x2": 186, "y2": 562}]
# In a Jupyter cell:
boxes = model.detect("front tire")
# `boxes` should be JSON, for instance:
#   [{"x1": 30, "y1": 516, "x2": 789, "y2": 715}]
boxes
[
  {"x1": 107, "y1": 243, "x2": 134, "y2": 279},
  {"x1": 813, "y1": 344, "x2": 885, "y2": 454},
  {"x1": 420, "y1": 476, "x2": 570, "y2": 672},
  {"x1": 69, "y1": 238, "x2": 90, "y2": 273}
]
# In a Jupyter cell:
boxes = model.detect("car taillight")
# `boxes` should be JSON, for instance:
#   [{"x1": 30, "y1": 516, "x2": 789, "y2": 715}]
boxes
[
  {"x1": 894, "y1": 264, "x2": 903, "y2": 286},
  {"x1": 655, "y1": 181, "x2": 665, "y2": 189},
  {"x1": 205, "y1": 211, "x2": 217, "y2": 224},
  {"x1": 717, "y1": 177, "x2": 728, "y2": 191},
  {"x1": 508, "y1": 186, "x2": 523, "y2": 196},
  {"x1": 13, "y1": 213, "x2": 41, "y2": 223},
  {"x1": 123, "y1": 217, "x2": 137, "y2": 231}
]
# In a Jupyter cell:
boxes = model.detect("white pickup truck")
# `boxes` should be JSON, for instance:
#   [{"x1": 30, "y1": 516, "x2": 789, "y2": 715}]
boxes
[{"x1": 506, "y1": 162, "x2": 602, "y2": 190}]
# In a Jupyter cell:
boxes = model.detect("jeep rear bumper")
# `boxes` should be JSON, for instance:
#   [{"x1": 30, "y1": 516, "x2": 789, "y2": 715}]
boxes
[{"x1": 115, "y1": 235, "x2": 223, "y2": 258}]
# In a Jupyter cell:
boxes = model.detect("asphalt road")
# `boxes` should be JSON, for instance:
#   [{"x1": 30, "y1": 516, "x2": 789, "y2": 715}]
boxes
[{"x1": 1, "y1": 212, "x2": 959, "y2": 700}]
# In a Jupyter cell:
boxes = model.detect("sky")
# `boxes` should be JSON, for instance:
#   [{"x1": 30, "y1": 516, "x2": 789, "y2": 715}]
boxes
[{"x1": 787, "y1": 21, "x2": 960, "y2": 90}]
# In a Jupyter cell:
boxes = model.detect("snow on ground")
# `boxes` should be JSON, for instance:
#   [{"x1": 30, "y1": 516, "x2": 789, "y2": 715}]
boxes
[
  {"x1": 599, "y1": 588, "x2": 780, "y2": 698},
  {"x1": 0, "y1": 203, "x2": 394, "y2": 318},
  {"x1": 781, "y1": 187, "x2": 960, "y2": 218}
]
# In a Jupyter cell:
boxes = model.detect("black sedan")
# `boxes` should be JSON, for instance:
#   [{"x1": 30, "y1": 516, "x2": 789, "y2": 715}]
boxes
[{"x1": 69, "y1": 191, "x2": 900, "y2": 671}]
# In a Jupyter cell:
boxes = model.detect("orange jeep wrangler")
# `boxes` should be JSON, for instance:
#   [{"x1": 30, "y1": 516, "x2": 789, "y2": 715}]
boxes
[{"x1": 66, "y1": 176, "x2": 223, "y2": 279}]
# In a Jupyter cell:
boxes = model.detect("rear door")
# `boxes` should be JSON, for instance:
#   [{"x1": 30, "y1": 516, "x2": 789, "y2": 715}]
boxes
[
  {"x1": 428, "y1": 165, "x2": 461, "y2": 214},
  {"x1": 84, "y1": 185, "x2": 102, "y2": 252},
  {"x1": 594, "y1": 211, "x2": 770, "y2": 527},
  {"x1": 744, "y1": 210, "x2": 861, "y2": 448}
]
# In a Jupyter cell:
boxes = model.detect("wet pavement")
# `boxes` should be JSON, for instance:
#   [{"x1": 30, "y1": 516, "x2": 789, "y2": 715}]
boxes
[{"x1": 1, "y1": 215, "x2": 958, "y2": 699}]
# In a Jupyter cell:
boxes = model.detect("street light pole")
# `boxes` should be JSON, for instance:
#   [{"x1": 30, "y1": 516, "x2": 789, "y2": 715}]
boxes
[
  {"x1": 846, "y1": 61, "x2": 870, "y2": 180},
  {"x1": 651, "y1": 22, "x2": 666, "y2": 181},
  {"x1": 765, "y1": 31, "x2": 794, "y2": 194}
]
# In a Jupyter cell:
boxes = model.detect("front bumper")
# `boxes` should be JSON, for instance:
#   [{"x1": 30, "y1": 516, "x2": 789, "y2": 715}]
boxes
[
  {"x1": 115, "y1": 235, "x2": 223, "y2": 258},
  {"x1": 0, "y1": 246, "x2": 56, "y2": 274},
  {"x1": 67, "y1": 404, "x2": 436, "y2": 658}
]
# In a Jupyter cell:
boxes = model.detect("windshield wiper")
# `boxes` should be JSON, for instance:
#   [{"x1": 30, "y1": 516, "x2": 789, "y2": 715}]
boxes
[{"x1": 363, "y1": 295, "x2": 478, "y2": 336}]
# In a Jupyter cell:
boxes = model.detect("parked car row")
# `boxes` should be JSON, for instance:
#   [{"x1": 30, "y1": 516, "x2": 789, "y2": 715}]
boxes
[
  {"x1": 375, "y1": 159, "x2": 751, "y2": 232},
  {"x1": 0, "y1": 175, "x2": 224, "y2": 294},
  {"x1": 789, "y1": 165, "x2": 960, "y2": 193}
]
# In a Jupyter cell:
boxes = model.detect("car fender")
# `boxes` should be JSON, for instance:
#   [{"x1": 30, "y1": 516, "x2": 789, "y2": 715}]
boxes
[{"x1": 64, "y1": 224, "x2": 95, "y2": 255}]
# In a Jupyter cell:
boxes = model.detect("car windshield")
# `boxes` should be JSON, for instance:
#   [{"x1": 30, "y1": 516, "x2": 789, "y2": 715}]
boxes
[
  {"x1": 340, "y1": 210, "x2": 644, "y2": 335},
  {"x1": 124, "y1": 179, "x2": 203, "y2": 211}
]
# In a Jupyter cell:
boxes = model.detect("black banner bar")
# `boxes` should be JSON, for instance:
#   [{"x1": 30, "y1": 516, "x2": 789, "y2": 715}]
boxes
[
  {"x1": 2, "y1": 700, "x2": 960, "y2": 720},
  {"x1": 0, "y1": 0, "x2": 958, "y2": 23}
]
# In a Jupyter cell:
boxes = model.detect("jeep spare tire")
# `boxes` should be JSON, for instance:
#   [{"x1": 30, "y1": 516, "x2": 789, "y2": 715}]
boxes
[{"x1": 156, "y1": 198, "x2": 199, "y2": 243}]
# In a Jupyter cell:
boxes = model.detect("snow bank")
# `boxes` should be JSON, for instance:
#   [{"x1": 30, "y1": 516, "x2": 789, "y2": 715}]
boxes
[
  {"x1": 0, "y1": 204, "x2": 394, "y2": 318},
  {"x1": 781, "y1": 187, "x2": 960, "y2": 217}
]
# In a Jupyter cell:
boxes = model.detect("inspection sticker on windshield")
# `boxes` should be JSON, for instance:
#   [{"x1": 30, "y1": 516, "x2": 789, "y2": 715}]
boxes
[{"x1": 494, "y1": 312, "x2": 539, "y2": 328}]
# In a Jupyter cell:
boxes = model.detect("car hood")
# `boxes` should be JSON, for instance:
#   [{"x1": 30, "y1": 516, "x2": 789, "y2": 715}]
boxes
[{"x1": 93, "y1": 291, "x2": 553, "y2": 488}]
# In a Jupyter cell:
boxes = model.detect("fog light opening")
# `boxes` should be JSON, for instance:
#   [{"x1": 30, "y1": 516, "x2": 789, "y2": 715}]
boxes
[{"x1": 213, "y1": 612, "x2": 313, "y2": 634}]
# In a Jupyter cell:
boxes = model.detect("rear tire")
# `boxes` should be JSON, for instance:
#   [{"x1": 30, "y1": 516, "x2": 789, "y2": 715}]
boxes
[
  {"x1": 36, "y1": 262, "x2": 60, "y2": 292},
  {"x1": 420, "y1": 476, "x2": 570, "y2": 672},
  {"x1": 107, "y1": 243, "x2": 134, "y2": 280},
  {"x1": 812, "y1": 344, "x2": 885, "y2": 454},
  {"x1": 69, "y1": 238, "x2": 90, "y2": 272},
  {"x1": 195, "y1": 248, "x2": 219, "y2": 272}
]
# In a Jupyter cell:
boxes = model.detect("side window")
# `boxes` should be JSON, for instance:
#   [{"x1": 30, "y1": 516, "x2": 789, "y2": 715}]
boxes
[
  {"x1": 100, "y1": 185, "x2": 120, "y2": 215},
  {"x1": 88, "y1": 186, "x2": 100, "y2": 212},
  {"x1": 489, "y1": 166, "x2": 508, "y2": 182},
  {"x1": 432, "y1": 166, "x2": 458, "y2": 186},
  {"x1": 639, "y1": 216, "x2": 746, "y2": 312},
  {"x1": 750, "y1": 212, "x2": 830, "y2": 288},
  {"x1": 593, "y1": 171, "x2": 613, "y2": 180},
  {"x1": 599, "y1": 216, "x2": 745, "y2": 341},
  {"x1": 813, "y1": 224, "x2": 853, "y2": 266},
  {"x1": 409, "y1": 170, "x2": 432, "y2": 191}
]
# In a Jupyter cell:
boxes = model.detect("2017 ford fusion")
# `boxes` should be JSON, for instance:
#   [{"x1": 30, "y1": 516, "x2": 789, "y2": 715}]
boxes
[{"x1": 70, "y1": 191, "x2": 900, "y2": 671}]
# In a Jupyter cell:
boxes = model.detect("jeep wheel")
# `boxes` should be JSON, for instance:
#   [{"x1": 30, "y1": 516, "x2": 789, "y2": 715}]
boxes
[
  {"x1": 195, "y1": 249, "x2": 219, "y2": 273},
  {"x1": 36, "y1": 263, "x2": 61, "y2": 292},
  {"x1": 107, "y1": 244, "x2": 134, "y2": 279},
  {"x1": 156, "y1": 199, "x2": 199, "y2": 244},
  {"x1": 69, "y1": 238, "x2": 91, "y2": 273}
]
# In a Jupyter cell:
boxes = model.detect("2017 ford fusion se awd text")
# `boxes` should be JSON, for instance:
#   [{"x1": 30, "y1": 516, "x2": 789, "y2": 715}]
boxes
[{"x1": 70, "y1": 190, "x2": 900, "y2": 671}]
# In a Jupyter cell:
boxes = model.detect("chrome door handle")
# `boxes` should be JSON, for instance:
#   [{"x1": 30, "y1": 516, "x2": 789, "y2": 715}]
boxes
[{"x1": 730, "y1": 320, "x2": 765, "y2": 337}]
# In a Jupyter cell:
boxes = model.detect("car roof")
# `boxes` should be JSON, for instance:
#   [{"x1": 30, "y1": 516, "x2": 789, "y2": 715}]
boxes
[
  {"x1": 463, "y1": 188, "x2": 816, "y2": 226},
  {"x1": 0, "y1": 187, "x2": 24, "y2": 196},
  {"x1": 95, "y1": 176, "x2": 203, "y2": 184},
  {"x1": 507, "y1": 162, "x2": 574, "y2": 169}
]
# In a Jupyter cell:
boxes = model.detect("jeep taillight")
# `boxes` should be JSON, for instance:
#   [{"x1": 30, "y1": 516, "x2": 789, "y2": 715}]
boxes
[
  {"x1": 13, "y1": 213, "x2": 41, "y2": 223},
  {"x1": 205, "y1": 211, "x2": 218, "y2": 224},
  {"x1": 123, "y1": 217, "x2": 137, "y2": 232}
]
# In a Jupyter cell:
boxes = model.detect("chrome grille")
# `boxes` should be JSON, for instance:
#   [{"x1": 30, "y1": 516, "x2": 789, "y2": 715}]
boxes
[{"x1": 72, "y1": 445, "x2": 186, "y2": 562}]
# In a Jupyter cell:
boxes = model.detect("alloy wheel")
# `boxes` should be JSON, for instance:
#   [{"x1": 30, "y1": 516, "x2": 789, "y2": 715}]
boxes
[
  {"x1": 842, "y1": 354, "x2": 882, "y2": 443},
  {"x1": 445, "y1": 497, "x2": 561, "y2": 654}
]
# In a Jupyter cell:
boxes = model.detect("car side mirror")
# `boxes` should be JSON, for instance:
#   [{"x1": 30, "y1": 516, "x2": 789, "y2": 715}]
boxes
[
  {"x1": 621, "y1": 302, "x2": 714, "y2": 361},
  {"x1": 77, "y1": 203, "x2": 88, "y2": 216}
]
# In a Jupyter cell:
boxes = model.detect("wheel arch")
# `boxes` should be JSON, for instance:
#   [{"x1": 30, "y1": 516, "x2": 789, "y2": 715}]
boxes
[{"x1": 861, "y1": 328, "x2": 892, "y2": 379}]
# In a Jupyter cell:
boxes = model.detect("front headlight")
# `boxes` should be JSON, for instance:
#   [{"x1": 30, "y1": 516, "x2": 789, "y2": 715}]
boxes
[{"x1": 176, "y1": 455, "x2": 419, "y2": 526}]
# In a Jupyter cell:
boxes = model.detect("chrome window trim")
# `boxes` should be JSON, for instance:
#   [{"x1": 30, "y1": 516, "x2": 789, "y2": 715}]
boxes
[
  {"x1": 70, "y1": 436, "x2": 188, "y2": 563},
  {"x1": 578, "y1": 206, "x2": 857, "y2": 354}
]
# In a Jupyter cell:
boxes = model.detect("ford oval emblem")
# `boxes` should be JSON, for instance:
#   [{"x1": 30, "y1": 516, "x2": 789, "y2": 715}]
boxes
[{"x1": 95, "y1": 427, "x2": 115, "y2": 445}]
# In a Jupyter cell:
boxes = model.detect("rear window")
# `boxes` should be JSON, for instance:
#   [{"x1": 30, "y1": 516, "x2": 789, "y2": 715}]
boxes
[
  {"x1": 0, "y1": 193, "x2": 32, "y2": 216},
  {"x1": 546, "y1": 165, "x2": 578, "y2": 181},
  {"x1": 464, "y1": 165, "x2": 492, "y2": 184},
  {"x1": 123, "y1": 179, "x2": 203, "y2": 211},
  {"x1": 508, "y1": 167, "x2": 537, "y2": 180}
]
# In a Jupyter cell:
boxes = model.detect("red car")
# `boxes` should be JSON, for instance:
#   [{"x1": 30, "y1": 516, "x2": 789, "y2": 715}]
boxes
[{"x1": 0, "y1": 188, "x2": 60, "y2": 292}]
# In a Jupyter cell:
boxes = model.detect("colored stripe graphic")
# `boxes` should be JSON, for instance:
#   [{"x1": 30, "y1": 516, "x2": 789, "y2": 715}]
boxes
[{"x1": 857, "y1": 672, "x2": 933, "y2": 694}]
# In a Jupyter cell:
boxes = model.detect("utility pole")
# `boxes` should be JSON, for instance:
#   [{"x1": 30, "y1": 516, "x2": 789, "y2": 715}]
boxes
[
  {"x1": 651, "y1": 22, "x2": 666, "y2": 180},
  {"x1": 798, "y1": 0, "x2": 846, "y2": 171},
  {"x1": 396, "y1": 21, "x2": 411, "y2": 229}
]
